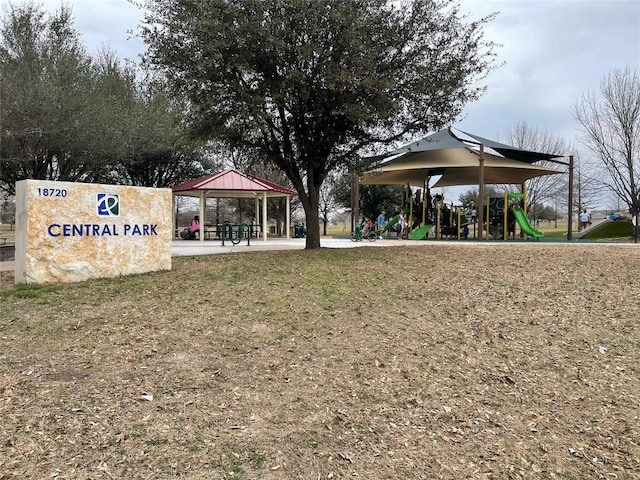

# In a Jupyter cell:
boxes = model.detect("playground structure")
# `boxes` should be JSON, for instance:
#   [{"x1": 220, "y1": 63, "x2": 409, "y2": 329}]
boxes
[
  {"x1": 483, "y1": 191, "x2": 544, "y2": 240},
  {"x1": 368, "y1": 186, "x2": 544, "y2": 242},
  {"x1": 359, "y1": 128, "x2": 574, "y2": 240},
  {"x1": 365, "y1": 186, "x2": 471, "y2": 241}
]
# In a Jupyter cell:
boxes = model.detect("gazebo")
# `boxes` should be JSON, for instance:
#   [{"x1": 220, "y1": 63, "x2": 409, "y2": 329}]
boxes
[
  {"x1": 361, "y1": 128, "x2": 574, "y2": 239},
  {"x1": 172, "y1": 168, "x2": 297, "y2": 242}
]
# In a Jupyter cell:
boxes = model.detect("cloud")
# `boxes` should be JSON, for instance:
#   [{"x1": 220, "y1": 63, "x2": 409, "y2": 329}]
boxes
[
  {"x1": 38, "y1": 0, "x2": 145, "y2": 60},
  {"x1": 457, "y1": 0, "x2": 640, "y2": 146}
]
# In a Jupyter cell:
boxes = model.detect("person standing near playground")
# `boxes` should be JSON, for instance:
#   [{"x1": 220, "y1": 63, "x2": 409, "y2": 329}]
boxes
[
  {"x1": 377, "y1": 209, "x2": 386, "y2": 239},
  {"x1": 397, "y1": 211, "x2": 407, "y2": 238},
  {"x1": 580, "y1": 209, "x2": 590, "y2": 229}
]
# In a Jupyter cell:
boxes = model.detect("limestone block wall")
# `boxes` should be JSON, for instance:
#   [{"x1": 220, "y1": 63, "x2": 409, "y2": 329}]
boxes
[{"x1": 15, "y1": 180, "x2": 172, "y2": 284}]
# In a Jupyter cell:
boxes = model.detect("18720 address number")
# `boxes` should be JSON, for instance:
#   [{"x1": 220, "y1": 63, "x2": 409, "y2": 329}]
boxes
[{"x1": 36, "y1": 188, "x2": 67, "y2": 197}]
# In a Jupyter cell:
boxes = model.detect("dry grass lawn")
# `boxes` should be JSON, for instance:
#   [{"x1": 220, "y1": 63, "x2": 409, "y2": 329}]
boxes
[{"x1": 1, "y1": 244, "x2": 639, "y2": 479}]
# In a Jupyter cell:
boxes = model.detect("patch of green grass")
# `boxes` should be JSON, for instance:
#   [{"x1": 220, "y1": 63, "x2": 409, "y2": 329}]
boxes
[
  {"x1": 0, "y1": 284, "x2": 62, "y2": 300},
  {"x1": 229, "y1": 465, "x2": 245, "y2": 480},
  {"x1": 249, "y1": 451, "x2": 267, "y2": 470},
  {"x1": 200, "y1": 267, "x2": 251, "y2": 283},
  {"x1": 146, "y1": 437, "x2": 169, "y2": 446},
  {"x1": 582, "y1": 220, "x2": 633, "y2": 239},
  {"x1": 560, "y1": 473, "x2": 578, "y2": 480},
  {"x1": 454, "y1": 331, "x2": 467, "y2": 345}
]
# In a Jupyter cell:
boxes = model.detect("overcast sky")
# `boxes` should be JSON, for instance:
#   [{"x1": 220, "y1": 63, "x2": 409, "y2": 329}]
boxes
[
  {"x1": 457, "y1": 0, "x2": 640, "y2": 146},
  {"x1": 28, "y1": 0, "x2": 640, "y2": 205},
  {"x1": 32, "y1": 0, "x2": 639, "y2": 141}
]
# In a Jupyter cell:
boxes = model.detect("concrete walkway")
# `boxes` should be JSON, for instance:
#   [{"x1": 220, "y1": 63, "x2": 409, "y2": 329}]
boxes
[
  {"x1": 170, "y1": 237, "x2": 396, "y2": 256},
  {"x1": 0, "y1": 237, "x2": 392, "y2": 272},
  {"x1": 2, "y1": 236, "x2": 639, "y2": 274}
]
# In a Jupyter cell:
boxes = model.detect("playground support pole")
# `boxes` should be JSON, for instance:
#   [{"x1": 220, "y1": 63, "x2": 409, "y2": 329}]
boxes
[
  {"x1": 422, "y1": 184, "x2": 427, "y2": 226},
  {"x1": 408, "y1": 184, "x2": 413, "y2": 234},
  {"x1": 503, "y1": 191, "x2": 508, "y2": 240},
  {"x1": 486, "y1": 196, "x2": 490, "y2": 239},
  {"x1": 523, "y1": 185, "x2": 528, "y2": 240},
  {"x1": 567, "y1": 155, "x2": 574, "y2": 240},
  {"x1": 477, "y1": 144, "x2": 485, "y2": 240}
]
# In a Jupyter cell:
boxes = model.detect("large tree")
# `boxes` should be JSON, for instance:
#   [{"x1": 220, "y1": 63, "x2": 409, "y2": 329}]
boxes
[
  {"x1": 141, "y1": 0, "x2": 497, "y2": 248},
  {"x1": 0, "y1": 2, "x2": 96, "y2": 193},
  {"x1": 574, "y1": 67, "x2": 640, "y2": 217},
  {"x1": 0, "y1": 2, "x2": 208, "y2": 195}
]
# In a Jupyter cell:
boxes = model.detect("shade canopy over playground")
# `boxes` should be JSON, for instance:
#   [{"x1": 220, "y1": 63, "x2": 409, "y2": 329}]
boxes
[
  {"x1": 172, "y1": 168, "x2": 297, "y2": 241},
  {"x1": 361, "y1": 128, "x2": 562, "y2": 187},
  {"x1": 361, "y1": 147, "x2": 560, "y2": 187},
  {"x1": 359, "y1": 128, "x2": 573, "y2": 239}
]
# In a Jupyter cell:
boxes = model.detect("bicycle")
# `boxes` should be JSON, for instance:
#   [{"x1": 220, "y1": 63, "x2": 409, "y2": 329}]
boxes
[{"x1": 350, "y1": 222, "x2": 377, "y2": 242}]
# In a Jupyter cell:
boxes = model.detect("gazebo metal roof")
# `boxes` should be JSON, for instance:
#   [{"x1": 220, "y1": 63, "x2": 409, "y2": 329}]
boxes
[
  {"x1": 172, "y1": 168, "x2": 296, "y2": 198},
  {"x1": 172, "y1": 168, "x2": 297, "y2": 242}
]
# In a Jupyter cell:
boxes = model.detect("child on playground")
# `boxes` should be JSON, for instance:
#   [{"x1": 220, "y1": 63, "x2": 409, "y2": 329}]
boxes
[{"x1": 362, "y1": 218, "x2": 373, "y2": 236}]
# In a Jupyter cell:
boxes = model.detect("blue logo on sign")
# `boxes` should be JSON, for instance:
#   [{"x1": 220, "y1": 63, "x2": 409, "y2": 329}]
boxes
[{"x1": 97, "y1": 193, "x2": 120, "y2": 217}]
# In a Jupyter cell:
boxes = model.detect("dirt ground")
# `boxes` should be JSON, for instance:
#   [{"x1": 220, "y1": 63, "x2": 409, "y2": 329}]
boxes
[{"x1": 1, "y1": 244, "x2": 639, "y2": 479}]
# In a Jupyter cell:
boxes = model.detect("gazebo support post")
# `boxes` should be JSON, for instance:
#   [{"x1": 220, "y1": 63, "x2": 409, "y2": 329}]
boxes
[
  {"x1": 199, "y1": 192, "x2": 206, "y2": 242},
  {"x1": 477, "y1": 144, "x2": 485, "y2": 240},
  {"x1": 262, "y1": 192, "x2": 268, "y2": 241},
  {"x1": 286, "y1": 195, "x2": 291, "y2": 239},
  {"x1": 408, "y1": 183, "x2": 413, "y2": 234},
  {"x1": 172, "y1": 194, "x2": 176, "y2": 240},
  {"x1": 255, "y1": 197, "x2": 259, "y2": 235}
]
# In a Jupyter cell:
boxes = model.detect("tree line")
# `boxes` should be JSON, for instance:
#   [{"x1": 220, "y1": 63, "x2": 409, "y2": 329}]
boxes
[{"x1": 0, "y1": 2, "x2": 213, "y2": 197}]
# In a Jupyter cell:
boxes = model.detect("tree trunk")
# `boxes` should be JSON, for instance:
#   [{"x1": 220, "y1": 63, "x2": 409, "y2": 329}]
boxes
[
  {"x1": 351, "y1": 171, "x2": 360, "y2": 234},
  {"x1": 305, "y1": 211, "x2": 321, "y2": 248},
  {"x1": 303, "y1": 186, "x2": 322, "y2": 249}
]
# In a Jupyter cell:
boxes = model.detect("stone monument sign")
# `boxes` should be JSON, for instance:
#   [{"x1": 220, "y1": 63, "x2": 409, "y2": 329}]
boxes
[{"x1": 15, "y1": 180, "x2": 172, "y2": 284}]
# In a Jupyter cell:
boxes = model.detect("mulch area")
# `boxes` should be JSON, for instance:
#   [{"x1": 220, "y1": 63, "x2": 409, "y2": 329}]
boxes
[{"x1": 0, "y1": 244, "x2": 639, "y2": 479}]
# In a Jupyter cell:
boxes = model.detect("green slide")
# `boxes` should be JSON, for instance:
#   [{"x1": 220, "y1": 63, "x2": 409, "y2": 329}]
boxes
[
  {"x1": 382, "y1": 216, "x2": 399, "y2": 233},
  {"x1": 511, "y1": 208, "x2": 544, "y2": 238},
  {"x1": 408, "y1": 224, "x2": 433, "y2": 240},
  {"x1": 374, "y1": 215, "x2": 400, "y2": 236}
]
